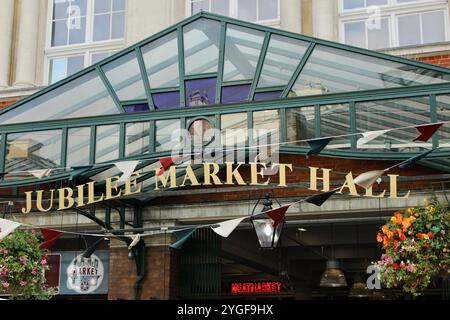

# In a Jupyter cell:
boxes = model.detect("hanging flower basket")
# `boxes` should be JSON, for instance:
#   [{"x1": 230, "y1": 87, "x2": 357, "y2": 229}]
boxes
[
  {"x1": 0, "y1": 229, "x2": 56, "y2": 300},
  {"x1": 375, "y1": 198, "x2": 450, "y2": 296}
]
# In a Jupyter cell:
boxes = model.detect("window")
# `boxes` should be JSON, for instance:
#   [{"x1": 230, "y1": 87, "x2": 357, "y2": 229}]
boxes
[
  {"x1": 95, "y1": 124, "x2": 120, "y2": 163},
  {"x1": 340, "y1": 0, "x2": 448, "y2": 49},
  {"x1": 46, "y1": 0, "x2": 126, "y2": 84},
  {"x1": 188, "y1": 0, "x2": 279, "y2": 24}
]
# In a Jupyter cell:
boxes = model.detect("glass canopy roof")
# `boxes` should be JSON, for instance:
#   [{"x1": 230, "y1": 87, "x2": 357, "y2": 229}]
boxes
[{"x1": 1, "y1": 12, "x2": 450, "y2": 189}]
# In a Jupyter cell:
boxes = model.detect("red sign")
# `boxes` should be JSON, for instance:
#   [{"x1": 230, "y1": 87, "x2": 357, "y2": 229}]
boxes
[{"x1": 231, "y1": 281, "x2": 282, "y2": 294}]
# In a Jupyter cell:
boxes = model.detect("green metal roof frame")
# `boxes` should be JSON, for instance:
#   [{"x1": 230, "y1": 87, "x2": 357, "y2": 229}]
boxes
[{"x1": 1, "y1": 12, "x2": 450, "y2": 189}]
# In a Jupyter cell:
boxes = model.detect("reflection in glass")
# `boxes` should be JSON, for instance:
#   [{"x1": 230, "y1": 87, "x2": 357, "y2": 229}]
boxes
[
  {"x1": 186, "y1": 78, "x2": 217, "y2": 107},
  {"x1": 126, "y1": 122, "x2": 150, "y2": 157},
  {"x1": 320, "y1": 104, "x2": 350, "y2": 150},
  {"x1": 221, "y1": 84, "x2": 251, "y2": 104},
  {"x1": 221, "y1": 113, "x2": 248, "y2": 146},
  {"x1": 356, "y1": 97, "x2": 431, "y2": 151},
  {"x1": 50, "y1": 55, "x2": 84, "y2": 84},
  {"x1": 286, "y1": 107, "x2": 315, "y2": 147},
  {"x1": 188, "y1": 118, "x2": 214, "y2": 146},
  {"x1": 258, "y1": 35, "x2": 308, "y2": 88},
  {"x1": 223, "y1": 25, "x2": 265, "y2": 82},
  {"x1": 253, "y1": 109, "x2": 280, "y2": 141},
  {"x1": 5, "y1": 130, "x2": 62, "y2": 177},
  {"x1": 67, "y1": 127, "x2": 91, "y2": 167},
  {"x1": 142, "y1": 32, "x2": 179, "y2": 88},
  {"x1": 0, "y1": 70, "x2": 119, "y2": 125},
  {"x1": 254, "y1": 90, "x2": 282, "y2": 101},
  {"x1": 103, "y1": 51, "x2": 146, "y2": 101},
  {"x1": 96, "y1": 124, "x2": 120, "y2": 163},
  {"x1": 183, "y1": 18, "x2": 221, "y2": 75},
  {"x1": 153, "y1": 91, "x2": 180, "y2": 110},
  {"x1": 291, "y1": 45, "x2": 450, "y2": 97},
  {"x1": 435, "y1": 95, "x2": 450, "y2": 147},
  {"x1": 156, "y1": 119, "x2": 181, "y2": 152},
  {"x1": 123, "y1": 103, "x2": 150, "y2": 113}
]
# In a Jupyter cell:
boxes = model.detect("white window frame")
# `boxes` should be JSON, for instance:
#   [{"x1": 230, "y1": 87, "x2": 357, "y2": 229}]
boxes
[
  {"x1": 44, "y1": 0, "x2": 126, "y2": 85},
  {"x1": 185, "y1": 0, "x2": 281, "y2": 26},
  {"x1": 339, "y1": 0, "x2": 449, "y2": 49}
]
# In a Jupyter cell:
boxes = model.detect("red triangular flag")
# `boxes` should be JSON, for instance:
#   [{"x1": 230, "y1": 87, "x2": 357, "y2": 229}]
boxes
[
  {"x1": 157, "y1": 156, "x2": 183, "y2": 176},
  {"x1": 39, "y1": 228, "x2": 63, "y2": 250},
  {"x1": 266, "y1": 204, "x2": 291, "y2": 227},
  {"x1": 412, "y1": 123, "x2": 443, "y2": 142}
]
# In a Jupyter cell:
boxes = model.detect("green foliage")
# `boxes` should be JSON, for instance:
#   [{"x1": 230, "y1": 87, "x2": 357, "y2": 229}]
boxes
[
  {"x1": 0, "y1": 229, "x2": 57, "y2": 300},
  {"x1": 375, "y1": 198, "x2": 450, "y2": 296}
]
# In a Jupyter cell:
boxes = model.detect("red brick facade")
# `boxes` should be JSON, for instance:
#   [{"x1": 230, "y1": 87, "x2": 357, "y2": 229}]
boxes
[
  {"x1": 0, "y1": 99, "x2": 17, "y2": 109},
  {"x1": 414, "y1": 54, "x2": 450, "y2": 68}
]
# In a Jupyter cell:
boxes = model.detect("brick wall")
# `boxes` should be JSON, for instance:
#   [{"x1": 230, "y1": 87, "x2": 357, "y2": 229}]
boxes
[
  {"x1": 108, "y1": 246, "x2": 179, "y2": 300},
  {"x1": 414, "y1": 54, "x2": 450, "y2": 68}
]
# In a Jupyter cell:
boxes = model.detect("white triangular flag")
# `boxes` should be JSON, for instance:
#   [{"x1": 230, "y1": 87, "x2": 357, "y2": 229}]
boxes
[
  {"x1": 211, "y1": 217, "x2": 247, "y2": 238},
  {"x1": 357, "y1": 130, "x2": 390, "y2": 148},
  {"x1": 0, "y1": 218, "x2": 21, "y2": 240},
  {"x1": 114, "y1": 161, "x2": 140, "y2": 184},
  {"x1": 354, "y1": 170, "x2": 385, "y2": 189},
  {"x1": 29, "y1": 169, "x2": 52, "y2": 179},
  {"x1": 128, "y1": 234, "x2": 141, "y2": 250}
]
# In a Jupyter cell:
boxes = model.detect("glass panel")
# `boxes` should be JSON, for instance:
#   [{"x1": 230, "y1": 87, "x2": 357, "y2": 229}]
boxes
[
  {"x1": 111, "y1": 12, "x2": 125, "y2": 39},
  {"x1": 50, "y1": 55, "x2": 85, "y2": 84},
  {"x1": 344, "y1": 21, "x2": 366, "y2": 48},
  {"x1": 126, "y1": 122, "x2": 150, "y2": 157},
  {"x1": 238, "y1": 0, "x2": 257, "y2": 21},
  {"x1": 398, "y1": 14, "x2": 421, "y2": 47},
  {"x1": 356, "y1": 97, "x2": 431, "y2": 151},
  {"x1": 320, "y1": 103, "x2": 351, "y2": 150},
  {"x1": 68, "y1": 16, "x2": 86, "y2": 45},
  {"x1": 142, "y1": 32, "x2": 179, "y2": 88},
  {"x1": 95, "y1": 0, "x2": 111, "y2": 14},
  {"x1": 153, "y1": 91, "x2": 180, "y2": 110},
  {"x1": 67, "y1": 127, "x2": 91, "y2": 167},
  {"x1": 286, "y1": 107, "x2": 315, "y2": 147},
  {"x1": 211, "y1": 0, "x2": 230, "y2": 15},
  {"x1": 6, "y1": 130, "x2": 62, "y2": 175},
  {"x1": 253, "y1": 110, "x2": 280, "y2": 142},
  {"x1": 259, "y1": 0, "x2": 278, "y2": 21},
  {"x1": 221, "y1": 113, "x2": 248, "y2": 146},
  {"x1": 113, "y1": 0, "x2": 125, "y2": 11},
  {"x1": 368, "y1": 0, "x2": 387, "y2": 5},
  {"x1": 52, "y1": 20, "x2": 68, "y2": 46},
  {"x1": 52, "y1": 0, "x2": 87, "y2": 47},
  {"x1": 368, "y1": 18, "x2": 390, "y2": 50},
  {"x1": 221, "y1": 84, "x2": 251, "y2": 104},
  {"x1": 183, "y1": 18, "x2": 221, "y2": 75},
  {"x1": 92, "y1": 51, "x2": 112, "y2": 64},
  {"x1": 343, "y1": 0, "x2": 364, "y2": 10},
  {"x1": 254, "y1": 90, "x2": 282, "y2": 101},
  {"x1": 123, "y1": 103, "x2": 150, "y2": 113},
  {"x1": 95, "y1": 124, "x2": 120, "y2": 163},
  {"x1": 436, "y1": 95, "x2": 450, "y2": 147},
  {"x1": 223, "y1": 25, "x2": 265, "y2": 82},
  {"x1": 422, "y1": 11, "x2": 445, "y2": 45},
  {"x1": 192, "y1": 0, "x2": 209, "y2": 14},
  {"x1": 258, "y1": 35, "x2": 309, "y2": 88},
  {"x1": 187, "y1": 118, "x2": 214, "y2": 146},
  {"x1": 0, "y1": 70, "x2": 120, "y2": 125},
  {"x1": 156, "y1": 119, "x2": 181, "y2": 152},
  {"x1": 291, "y1": 45, "x2": 450, "y2": 97},
  {"x1": 186, "y1": 78, "x2": 216, "y2": 107},
  {"x1": 103, "y1": 51, "x2": 146, "y2": 101},
  {"x1": 93, "y1": 14, "x2": 111, "y2": 41}
]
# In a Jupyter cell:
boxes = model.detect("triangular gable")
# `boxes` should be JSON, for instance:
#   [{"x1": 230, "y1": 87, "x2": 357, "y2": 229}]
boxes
[{"x1": 1, "y1": 12, "x2": 450, "y2": 126}]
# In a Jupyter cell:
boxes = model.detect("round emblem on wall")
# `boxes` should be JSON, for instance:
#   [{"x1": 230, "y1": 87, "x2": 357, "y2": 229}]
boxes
[{"x1": 66, "y1": 253, "x2": 104, "y2": 294}]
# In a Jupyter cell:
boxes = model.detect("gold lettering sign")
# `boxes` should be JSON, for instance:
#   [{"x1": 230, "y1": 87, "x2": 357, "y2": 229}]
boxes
[{"x1": 21, "y1": 163, "x2": 410, "y2": 213}]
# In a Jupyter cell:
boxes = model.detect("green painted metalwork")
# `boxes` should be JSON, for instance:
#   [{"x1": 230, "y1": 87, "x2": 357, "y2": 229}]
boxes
[
  {"x1": 177, "y1": 26, "x2": 186, "y2": 107},
  {"x1": 61, "y1": 127, "x2": 68, "y2": 167},
  {"x1": 135, "y1": 47, "x2": 155, "y2": 110},
  {"x1": 0, "y1": 133, "x2": 5, "y2": 173},
  {"x1": 430, "y1": 94, "x2": 439, "y2": 149},
  {"x1": 349, "y1": 102, "x2": 357, "y2": 151},
  {"x1": 248, "y1": 32, "x2": 271, "y2": 101},
  {"x1": 96, "y1": 66, "x2": 124, "y2": 113},
  {"x1": 215, "y1": 21, "x2": 227, "y2": 104}
]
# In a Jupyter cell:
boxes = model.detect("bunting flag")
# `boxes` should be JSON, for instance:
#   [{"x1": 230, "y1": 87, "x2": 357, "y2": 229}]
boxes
[
  {"x1": 128, "y1": 234, "x2": 141, "y2": 250},
  {"x1": 114, "y1": 160, "x2": 140, "y2": 184},
  {"x1": 304, "y1": 189, "x2": 338, "y2": 207},
  {"x1": 399, "y1": 148, "x2": 437, "y2": 169},
  {"x1": 357, "y1": 130, "x2": 390, "y2": 148},
  {"x1": 412, "y1": 123, "x2": 444, "y2": 142},
  {"x1": 265, "y1": 204, "x2": 291, "y2": 227},
  {"x1": 29, "y1": 169, "x2": 52, "y2": 179},
  {"x1": 157, "y1": 156, "x2": 182, "y2": 176},
  {"x1": 82, "y1": 237, "x2": 104, "y2": 258},
  {"x1": 306, "y1": 138, "x2": 333, "y2": 156},
  {"x1": 211, "y1": 217, "x2": 247, "y2": 238},
  {"x1": 0, "y1": 218, "x2": 21, "y2": 240},
  {"x1": 38, "y1": 228, "x2": 63, "y2": 250},
  {"x1": 353, "y1": 170, "x2": 385, "y2": 189},
  {"x1": 170, "y1": 227, "x2": 197, "y2": 250},
  {"x1": 69, "y1": 165, "x2": 93, "y2": 181}
]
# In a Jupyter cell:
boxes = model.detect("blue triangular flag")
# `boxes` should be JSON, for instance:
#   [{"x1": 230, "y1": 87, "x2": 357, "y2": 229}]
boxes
[
  {"x1": 399, "y1": 148, "x2": 437, "y2": 169},
  {"x1": 306, "y1": 137, "x2": 333, "y2": 156},
  {"x1": 170, "y1": 228, "x2": 197, "y2": 250}
]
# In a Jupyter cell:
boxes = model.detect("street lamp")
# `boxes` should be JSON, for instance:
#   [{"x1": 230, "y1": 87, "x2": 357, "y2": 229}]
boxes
[{"x1": 250, "y1": 194, "x2": 284, "y2": 249}]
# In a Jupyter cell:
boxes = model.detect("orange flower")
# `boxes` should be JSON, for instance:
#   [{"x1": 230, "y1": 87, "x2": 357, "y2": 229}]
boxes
[
  {"x1": 377, "y1": 233, "x2": 383, "y2": 242},
  {"x1": 418, "y1": 232, "x2": 424, "y2": 239},
  {"x1": 394, "y1": 213, "x2": 403, "y2": 225},
  {"x1": 401, "y1": 217, "x2": 413, "y2": 231},
  {"x1": 427, "y1": 232, "x2": 433, "y2": 239},
  {"x1": 382, "y1": 225, "x2": 389, "y2": 234}
]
